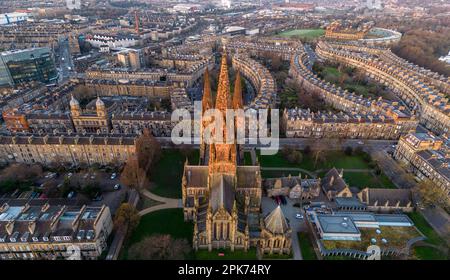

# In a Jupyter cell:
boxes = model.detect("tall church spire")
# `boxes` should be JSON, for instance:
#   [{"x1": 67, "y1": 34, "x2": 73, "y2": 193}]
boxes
[{"x1": 215, "y1": 52, "x2": 231, "y2": 113}]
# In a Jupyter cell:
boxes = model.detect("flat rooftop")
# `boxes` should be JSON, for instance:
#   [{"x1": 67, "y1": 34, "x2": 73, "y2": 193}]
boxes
[{"x1": 316, "y1": 215, "x2": 360, "y2": 234}]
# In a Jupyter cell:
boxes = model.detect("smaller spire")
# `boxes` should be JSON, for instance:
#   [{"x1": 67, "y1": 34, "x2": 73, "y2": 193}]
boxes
[
  {"x1": 96, "y1": 96, "x2": 105, "y2": 107},
  {"x1": 70, "y1": 94, "x2": 79, "y2": 107},
  {"x1": 233, "y1": 71, "x2": 243, "y2": 110}
]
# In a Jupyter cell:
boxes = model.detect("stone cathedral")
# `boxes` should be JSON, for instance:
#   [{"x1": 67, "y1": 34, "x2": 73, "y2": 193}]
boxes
[{"x1": 182, "y1": 52, "x2": 292, "y2": 255}]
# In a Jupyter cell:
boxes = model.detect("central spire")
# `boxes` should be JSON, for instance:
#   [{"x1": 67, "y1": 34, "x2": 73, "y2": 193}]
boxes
[{"x1": 215, "y1": 52, "x2": 231, "y2": 113}]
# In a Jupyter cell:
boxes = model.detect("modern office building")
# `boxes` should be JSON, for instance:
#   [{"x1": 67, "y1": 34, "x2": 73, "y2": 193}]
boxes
[{"x1": 0, "y1": 48, "x2": 58, "y2": 87}]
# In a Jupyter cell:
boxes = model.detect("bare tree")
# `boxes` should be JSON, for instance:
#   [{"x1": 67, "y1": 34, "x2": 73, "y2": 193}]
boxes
[
  {"x1": 120, "y1": 156, "x2": 149, "y2": 192},
  {"x1": 135, "y1": 128, "x2": 161, "y2": 175},
  {"x1": 114, "y1": 203, "x2": 141, "y2": 238},
  {"x1": 413, "y1": 180, "x2": 450, "y2": 210},
  {"x1": 127, "y1": 234, "x2": 191, "y2": 260}
]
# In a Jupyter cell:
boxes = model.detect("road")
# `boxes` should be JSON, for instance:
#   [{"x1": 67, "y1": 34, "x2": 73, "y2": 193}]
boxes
[
  {"x1": 56, "y1": 37, "x2": 75, "y2": 83},
  {"x1": 156, "y1": 136, "x2": 397, "y2": 151}
]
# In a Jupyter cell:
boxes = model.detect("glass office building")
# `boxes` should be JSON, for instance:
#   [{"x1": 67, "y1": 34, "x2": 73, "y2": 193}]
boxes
[{"x1": 0, "y1": 47, "x2": 58, "y2": 86}]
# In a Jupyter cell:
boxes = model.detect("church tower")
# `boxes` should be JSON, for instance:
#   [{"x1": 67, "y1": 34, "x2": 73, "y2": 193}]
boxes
[
  {"x1": 70, "y1": 95, "x2": 81, "y2": 117},
  {"x1": 208, "y1": 52, "x2": 237, "y2": 175},
  {"x1": 96, "y1": 96, "x2": 107, "y2": 118}
]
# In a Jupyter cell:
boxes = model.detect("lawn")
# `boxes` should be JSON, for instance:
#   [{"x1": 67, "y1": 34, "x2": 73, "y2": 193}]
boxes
[
  {"x1": 244, "y1": 151, "x2": 253, "y2": 165},
  {"x1": 407, "y1": 212, "x2": 446, "y2": 246},
  {"x1": 322, "y1": 226, "x2": 422, "y2": 252},
  {"x1": 412, "y1": 246, "x2": 448, "y2": 260},
  {"x1": 120, "y1": 208, "x2": 193, "y2": 260},
  {"x1": 343, "y1": 171, "x2": 396, "y2": 189},
  {"x1": 257, "y1": 150, "x2": 371, "y2": 171},
  {"x1": 278, "y1": 28, "x2": 325, "y2": 39},
  {"x1": 298, "y1": 232, "x2": 318, "y2": 260},
  {"x1": 150, "y1": 149, "x2": 199, "y2": 198}
]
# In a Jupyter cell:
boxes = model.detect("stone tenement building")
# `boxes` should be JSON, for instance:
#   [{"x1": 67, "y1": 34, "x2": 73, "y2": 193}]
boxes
[
  {"x1": 226, "y1": 38, "x2": 303, "y2": 61},
  {"x1": 316, "y1": 41, "x2": 450, "y2": 136},
  {"x1": 182, "y1": 53, "x2": 291, "y2": 255},
  {"x1": 287, "y1": 51, "x2": 418, "y2": 139},
  {"x1": 0, "y1": 200, "x2": 113, "y2": 260},
  {"x1": 324, "y1": 21, "x2": 370, "y2": 41},
  {"x1": 394, "y1": 133, "x2": 450, "y2": 196},
  {"x1": 282, "y1": 108, "x2": 417, "y2": 139},
  {"x1": 231, "y1": 54, "x2": 277, "y2": 110},
  {"x1": 0, "y1": 134, "x2": 136, "y2": 167},
  {"x1": 86, "y1": 57, "x2": 213, "y2": 88}
]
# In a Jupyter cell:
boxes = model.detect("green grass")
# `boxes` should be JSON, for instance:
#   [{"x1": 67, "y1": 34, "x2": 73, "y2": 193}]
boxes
[
  {"x1": 408, "y1": 212, "x2": 446, "y2": 246},
  {"x1": 195, "y1": 248, "x2": 257, "y2": 260},
  {"x1": 150, "y1": 149, "x2": 199, "y2": 198},
  {"x1": 343, "y1": 171, "x2": 396, "y2": 189},
  {"x1": 244, "y1": 151, "x2": 253, "y2": 165},
  {"x1": 298, "y1": 232, "x2": 318, "y2": 260},
  {"x1": 120, "y1": 208, "x2": 193, "y2": 260},
  {"x1": 322, "y1": 226, "x2": 421, "y2": 252},
  {"x1": 257, "y1": 150, "x2": 371, "y2": 171},
  {"x1": 413, "y1": 246, "x2": 448, "y2": 260},
  {"x1": 278, "y1": 28, "x2": 325, "y2": 39}
]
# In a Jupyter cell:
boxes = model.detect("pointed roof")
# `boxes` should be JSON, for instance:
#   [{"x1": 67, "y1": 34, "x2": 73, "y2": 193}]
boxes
[
  {"x1": 202, "y1": 68, "x2": 213, "y2": 112},
  {"x1": 215, "y1": 52, "x2": 231, "y2": 113},
  {"x1": 233, "y1": 71, "x2": 243, "y2": 109},
  {"x1": 69, "y1": 95, "x2": 79, "y2": 107},
  {"x1": 96, "y1": 96, "x2": 105, "y2": 107},
  {"x1": 264, "y1": 206, "x2": 289, "y2": 235}
]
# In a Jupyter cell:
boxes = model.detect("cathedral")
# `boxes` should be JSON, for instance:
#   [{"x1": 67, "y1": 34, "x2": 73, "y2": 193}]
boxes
[{"x1": 181, "y1": 52, "x2": 292, "y2": 255}]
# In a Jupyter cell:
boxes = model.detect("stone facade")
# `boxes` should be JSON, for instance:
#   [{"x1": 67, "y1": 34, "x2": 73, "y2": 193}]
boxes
[
  {"x1": 316, "y1": 41, "x2": 450, "y2": 136},
  {"x1": 0, "y1": 201, "x2": 113, "y2": 260},
  {"x1": 394, "y1": 133, "x2": 450, "y2": 196},
  {"x1": 182, "y1": 53, "x2": 291, "y2": 255},
  {"x1": 0, "y1": 134, "x2": 136, "y2": 167}
]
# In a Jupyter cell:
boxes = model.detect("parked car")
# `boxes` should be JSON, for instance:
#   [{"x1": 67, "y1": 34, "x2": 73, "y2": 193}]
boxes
[
  {"x1": 67, "y1": 191, "x2": 75, "y2": 199},
  {"x1": 110, "y1": 173, "x2": 117, "y2": 180},
  {"x1": 295, "y1": 214, "x2": 304, "y2": 219},
  {"x1": 113, "y1": 184, "x2": 121, "y2": 190},
  {"x1": 357, "y1": 141, "x2": 364, "y2": 145}
]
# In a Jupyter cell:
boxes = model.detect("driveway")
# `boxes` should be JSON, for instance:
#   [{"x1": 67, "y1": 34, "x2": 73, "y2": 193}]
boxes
[{"x1": 262, "y1": 197, "x2": 306, "y2": 260}]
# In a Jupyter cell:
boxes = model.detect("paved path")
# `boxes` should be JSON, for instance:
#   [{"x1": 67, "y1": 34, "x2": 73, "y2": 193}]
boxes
[
  {"x1": 138, "y1": 189, "x2": 182, "y2": 216},
  {"x1": 106, "y1": 189, "x2": 140, "y2": 260},
  {"x1": 250, "y1": 148, "x2": 257, "y2": 165},
  {"x1": 291, "y1": 231, "x2": 303, "y2": 260}
]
